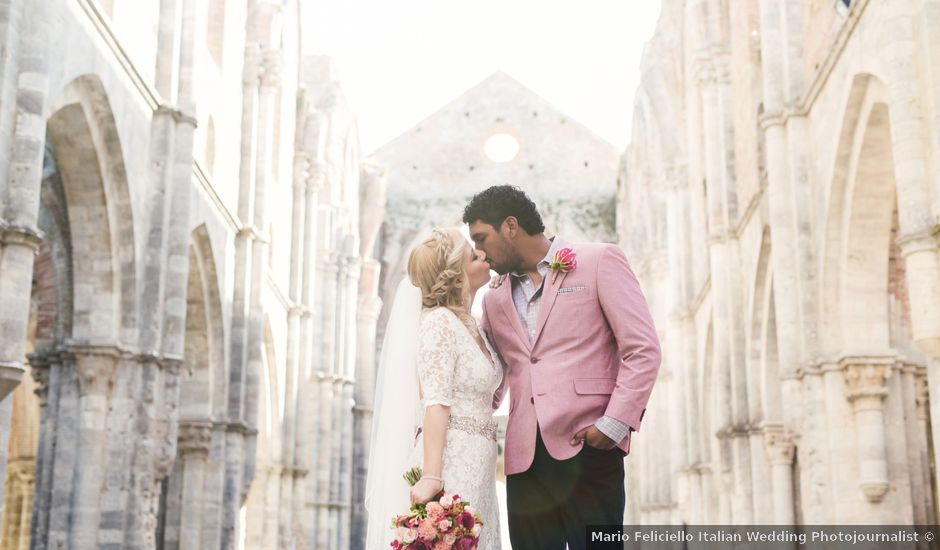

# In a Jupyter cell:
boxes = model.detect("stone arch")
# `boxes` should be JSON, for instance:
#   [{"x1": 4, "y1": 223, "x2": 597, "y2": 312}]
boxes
[
  {"x1": 181, "y1": 225, "x2": 227, "y2": 420},
  {"x1": 258, "y1": 316, "x2": 280, "y2": 462},
  {"x1": 205, "y1": 117, "x2": 216, "y2": 176},
  {"x1": 207, "y1": 0, "x2": 226, "y2": 67},
  {"x1": 748, "y1": 228, "x2": 783, "y2": 424},
  {"x1": 45, "y1": 74, "x2": 137, "y2": 345},
  {"x1": 820, "y1": 73, "x2": 895, "y2": 353},
  {"x1": 699, "y1": 321, "x2": 720, "y2": 520},
  {"x1": 155, "y1": 225, "x2": 227, "y2": 549}
]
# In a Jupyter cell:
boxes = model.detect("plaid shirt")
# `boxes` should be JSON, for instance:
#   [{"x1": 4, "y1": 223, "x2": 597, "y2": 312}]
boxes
[{"x1": 508, "y1": 238, "x2": 631, "y2": 445}]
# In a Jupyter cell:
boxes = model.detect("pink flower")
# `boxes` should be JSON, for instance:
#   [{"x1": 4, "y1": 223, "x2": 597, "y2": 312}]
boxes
[
  {"x1": 418, "y1": 519, "x2": 438, "y2": 540},
  {"x1": 443, "y1": 533, "x2": 457, "y2": 546},
  {"x1": 549, "y1": 248, "x2": 577, "y2": 282},
  {"x1": 439, "y1": 494, "x2": 454, "y2": 509},
  {"x1": 471, "y1": 524, "x2": 482, "y2": 537},
  {"x1": 433, "y1": 542, "x2": 450, "y2": 550},
  {"x1": 402, "y1": 527, "x2": 418, "y2": 544},
  {"x1": 463, "y1": 505, "x2": 475, "y2": 516},
  {"x1": 426, "y1": 501, "x2": 444, "y2": 519},
  {"x1": 437, "y1": 518, "x2": 452, "y2": 532}
]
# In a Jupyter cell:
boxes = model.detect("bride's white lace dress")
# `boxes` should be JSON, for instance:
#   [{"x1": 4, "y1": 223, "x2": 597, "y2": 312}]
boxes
[{"x1": 410, "y1": 307, "x2": 503, "y2": 550}]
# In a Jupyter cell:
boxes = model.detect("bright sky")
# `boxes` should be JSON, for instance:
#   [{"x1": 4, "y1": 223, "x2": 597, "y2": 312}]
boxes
[{"x1": 302, "y1": 0, "x2": 663, "y2": 154}]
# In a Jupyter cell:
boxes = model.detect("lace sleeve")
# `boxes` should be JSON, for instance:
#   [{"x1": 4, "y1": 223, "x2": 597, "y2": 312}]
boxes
[{"x1": 417, "y1": 308, "x2": 459, "y2": 408}]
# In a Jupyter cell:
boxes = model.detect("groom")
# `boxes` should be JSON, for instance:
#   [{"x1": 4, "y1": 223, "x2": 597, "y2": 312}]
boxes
[{"x1": 464, "y1": 185, "x2": 661, "y2": 550}]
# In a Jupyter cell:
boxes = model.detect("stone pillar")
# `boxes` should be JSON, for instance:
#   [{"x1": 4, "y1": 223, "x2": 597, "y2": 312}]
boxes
[
  {"x1": 221, "y1": 422, "x2": 246, "y2": 549},
  {"x1": 314, "y1": 249, "x2": 338, "y2": 549},
  {"x1": 843, "y1": 360, "x2": 893, "y2": 503},
  {"x1": 0, "y1": 3, "x2": 54, "y2": 521},
  {"x1": 26, "y1": 352, "x2": 54, "y2": 550},
  {"x1": 881, "y1": 1, "x2": 940, "y2": 499},
  {"x1": 0, "y1": 0, "x2": 54, "y2": 405},
  {"x1": 68, "y1": 345, "x2": 119, "y2": 548},
  {"x1": 177, "y1": 420, "x2": 212, "y2": 550},
  {"x1": 762, "y1": 426, "x2": 795, "y2": 524},
  {"x1": 915, "y1": 374, "x2": 935, "y2": 523},
  {"x1": 351, "y1": 261, "x2": 382, "y2": 549}
]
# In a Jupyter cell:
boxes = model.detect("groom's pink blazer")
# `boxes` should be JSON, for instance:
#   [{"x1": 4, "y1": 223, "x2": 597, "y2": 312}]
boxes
[{"x1": 481, "y1": 240, "x2": 661, "y2": 476}]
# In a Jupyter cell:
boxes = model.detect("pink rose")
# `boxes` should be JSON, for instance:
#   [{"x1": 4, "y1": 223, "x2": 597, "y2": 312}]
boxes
[
  {"x1": 402, "y1": 527, "x2": 418, "y2": 544},
  {"x1": 437, "y1": 518, "x2": 452, "y2": 532},
  {"x1": 444, "y1": 533, "x2": 457, "y2": 546},
  {"x1": 439, "y1": 494, "x2": 454, "y2": 509},
  {"x1": 433, "y1": 542, "x2": 450, "y2": 550}
]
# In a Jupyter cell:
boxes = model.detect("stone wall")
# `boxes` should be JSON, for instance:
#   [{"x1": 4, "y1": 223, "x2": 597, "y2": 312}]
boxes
[
  {"x1": 621, "y1": 0, "x2": 940, "y2": 524},
  {"x1": 0, "y1": 1, "x2": 374, "y2": 548}
]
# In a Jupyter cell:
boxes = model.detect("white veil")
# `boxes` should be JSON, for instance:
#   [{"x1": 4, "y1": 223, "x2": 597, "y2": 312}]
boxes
[{"x1": 365, "y1": 277, "x2": 424, "y2": 549}]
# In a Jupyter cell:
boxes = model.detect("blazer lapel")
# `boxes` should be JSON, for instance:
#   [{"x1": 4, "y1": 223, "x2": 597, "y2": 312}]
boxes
[
  {"x1": 531, "y1": 268, "x2": 568, "y2": 348},
  {"x1": 532, "y1": 239, "x2": 571, "y2": 348},
  {"x1": 497, "y1": 278, "x2": 532, "y2": 352}
]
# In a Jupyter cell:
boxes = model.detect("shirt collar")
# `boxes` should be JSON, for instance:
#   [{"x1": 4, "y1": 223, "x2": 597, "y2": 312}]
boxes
[{"x1": 510, "y1": 236, "x2": 561, "y2": 278}]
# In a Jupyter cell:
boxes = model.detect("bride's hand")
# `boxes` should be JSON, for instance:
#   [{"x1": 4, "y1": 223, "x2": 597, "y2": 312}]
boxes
[
  {"x1": 409, "y1": 477, "x2": 443, "y2": 505},
  {"x1": 489, "y1": 274, "x2": 507, "y2": 289}
]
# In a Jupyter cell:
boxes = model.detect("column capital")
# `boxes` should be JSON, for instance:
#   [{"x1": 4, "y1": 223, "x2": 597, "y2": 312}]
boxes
[
  {"x1": 896, "y1": 224, "x2": 940, "y2": 256},
  {"x1": 762, "y1": 426, "x2": 796, "y2": 466},
  {"x1": 260, "y1": 49, "x2": 281, "y2": 88},
  {"x1": 178, "y1": 420, "x2": 213, "y2": 456},
  {"x1": 63, "y1": 342, "x2": 126, "y2": 396},
  {"x1": 0, "y1": 222, "x2": 43, "y2": 251},
  {"x1": 27, "y1": 353, "x2": 52, "y2": 405},
  {"x1": 843, "y1": 361, "x2": 893, "y2": 407},
  {"x1": 242, "y1": 44, "x2": 263, "y2": 85}
]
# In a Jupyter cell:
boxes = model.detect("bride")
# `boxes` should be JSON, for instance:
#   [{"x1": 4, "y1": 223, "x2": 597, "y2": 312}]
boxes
[{"x1": 365, "y1": 228, "x2": 503, "y2": 549}]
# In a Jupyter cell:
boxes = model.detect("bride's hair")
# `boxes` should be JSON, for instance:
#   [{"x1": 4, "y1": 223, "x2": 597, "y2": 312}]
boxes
[{"x1": 407, "y1": 228, "x2": 470, "y2": 311}]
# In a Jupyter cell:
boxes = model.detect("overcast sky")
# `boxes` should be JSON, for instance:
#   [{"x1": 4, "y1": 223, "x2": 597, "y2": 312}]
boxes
[{"x1": 302, "y1": 1, "x2": 662, "y2": 155}]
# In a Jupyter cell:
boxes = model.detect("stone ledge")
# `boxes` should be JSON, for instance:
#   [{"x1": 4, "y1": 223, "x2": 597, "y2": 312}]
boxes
[{"x1": 0, "y1": 360, "x2": 25, "y2": 401}]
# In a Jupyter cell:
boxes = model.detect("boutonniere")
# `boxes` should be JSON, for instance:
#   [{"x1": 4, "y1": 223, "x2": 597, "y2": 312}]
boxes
[{"x1": 548, "y1": 247, "x2": 577, "y2": 283}]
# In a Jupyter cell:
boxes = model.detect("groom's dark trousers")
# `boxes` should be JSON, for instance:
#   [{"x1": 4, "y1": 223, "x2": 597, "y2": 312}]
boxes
[{"x1": 506, "y1": 426, "x2": 625, "y2": 550}]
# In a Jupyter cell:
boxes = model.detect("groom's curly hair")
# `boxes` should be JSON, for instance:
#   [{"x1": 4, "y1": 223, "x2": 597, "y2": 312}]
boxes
[{"x1": 462, "y1": 185, "x2": 545, "y2": 235}]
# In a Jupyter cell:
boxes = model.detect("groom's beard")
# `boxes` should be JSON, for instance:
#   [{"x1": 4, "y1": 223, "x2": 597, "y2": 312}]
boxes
[{"x1": 491, "y1": 252, "x2": 523, "y2": 275}]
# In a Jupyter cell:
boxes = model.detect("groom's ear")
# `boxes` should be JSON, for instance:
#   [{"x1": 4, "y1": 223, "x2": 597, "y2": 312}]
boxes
[{"x1": 502, "y1": 216, "x2": 519, "y2": 238}]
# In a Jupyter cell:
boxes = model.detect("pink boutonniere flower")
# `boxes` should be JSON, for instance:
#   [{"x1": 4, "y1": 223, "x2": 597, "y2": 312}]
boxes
[{"x1": 549, "y1": 247, "x2": 577, "y2": 283}]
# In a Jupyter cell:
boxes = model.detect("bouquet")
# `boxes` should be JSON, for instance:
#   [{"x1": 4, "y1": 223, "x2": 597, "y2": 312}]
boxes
[{"x1": 389, "y1": 467, "x2": 484, "y2": 549}]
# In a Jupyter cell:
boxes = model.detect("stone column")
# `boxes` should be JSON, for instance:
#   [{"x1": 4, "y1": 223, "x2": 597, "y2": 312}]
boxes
[
  {"x1": 177, "y1": 420, "x2": 212, "y2": 550},
  {"x1": 313, "y1": 249, "x2": 338, "y2": 548},
  {"x1": 339, "y1": 254, "x2": 360, "y2": 549},
  {"x1": 915, "y1": 374, "x2": 935, "y2": 523},
  {"x1": 695, "y1": 46, "x2": 752, "y2": 523},
  {"x1": 881, "y1": 1, "x2": 940, "y2": 498},
  {"x1": 328, "y1": 253, "x2": 350, "y2": 548},
  {"x1": 26, "y1": 351, "x2": 54, "y2": 550},
  {"x1": 762, "y1": 426, "x2": 795, "y2": 524},
  {"x1": 0, "y1": 0, "x2": 54, "y2": 405},
  {"x1": 279, "y1": 148, "x2": 308, "y2": 548},
  {"x1": 351, "y1": 261, "x2": 382, "y2": 549},
  {"x1": 68, "y1": 344, "x2": 119, "y2": 548},
  {"x1": 0, "y1": 3, "x2": 53, "y2": 518},
  {"x1": 843, "y1": 360, "x2": 893, "y2": 503}
]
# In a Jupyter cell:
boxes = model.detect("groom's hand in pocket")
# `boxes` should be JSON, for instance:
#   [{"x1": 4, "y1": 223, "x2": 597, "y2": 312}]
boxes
[{"x1": 571, "y1": 425, "x2": 616, "y2": 450}]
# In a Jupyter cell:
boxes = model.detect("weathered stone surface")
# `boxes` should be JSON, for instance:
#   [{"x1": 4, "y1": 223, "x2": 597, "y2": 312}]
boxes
[{"x1": 623, "y1": 0, "x2": 940, "y2": 526}]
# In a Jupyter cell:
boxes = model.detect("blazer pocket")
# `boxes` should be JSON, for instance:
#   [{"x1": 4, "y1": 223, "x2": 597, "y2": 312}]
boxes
[{"x1": 574, "y1": 378, "x2": 617, "y2": 395}]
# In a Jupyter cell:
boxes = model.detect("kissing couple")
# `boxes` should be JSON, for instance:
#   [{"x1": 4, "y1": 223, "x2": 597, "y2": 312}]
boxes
[{"x1": 365, "y1": 185, "x2": 662, "y2": 549}]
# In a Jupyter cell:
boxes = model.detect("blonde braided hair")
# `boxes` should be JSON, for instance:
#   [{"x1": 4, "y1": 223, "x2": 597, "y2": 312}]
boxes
[{"x1": 407, "y1": 228, "x2": 471, "y2": 313}]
